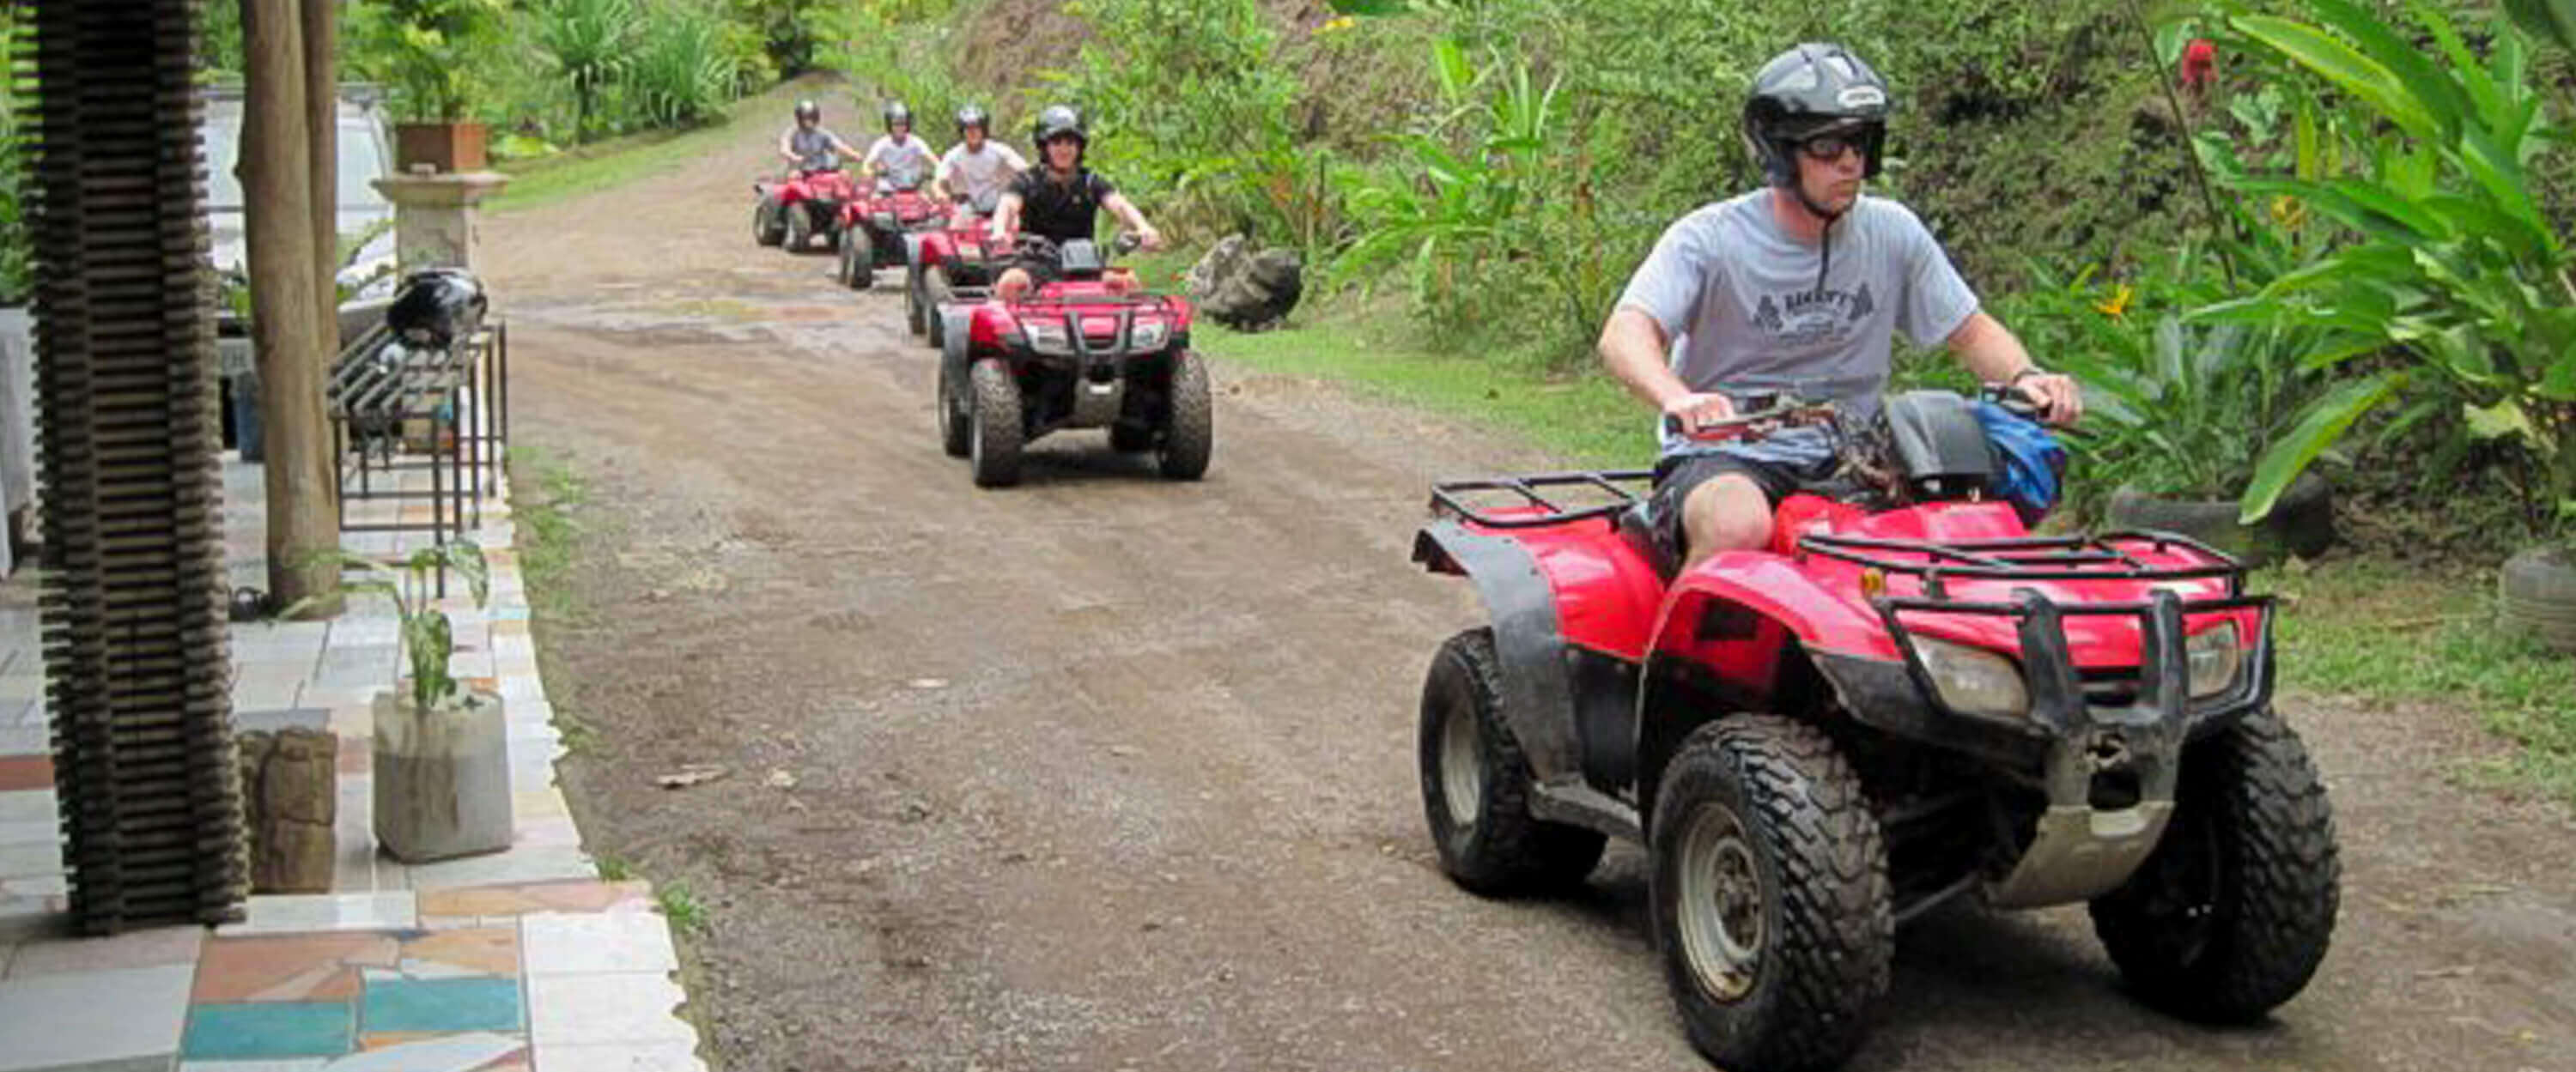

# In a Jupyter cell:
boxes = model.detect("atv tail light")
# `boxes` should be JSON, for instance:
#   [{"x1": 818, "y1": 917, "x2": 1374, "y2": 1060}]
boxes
[
  {"x1": 1914, "y1": 637, "x2": 2029, "y2": 719},
  {"x1": 2185, "y1": 621, "x2": 2243, "y2": 700}
]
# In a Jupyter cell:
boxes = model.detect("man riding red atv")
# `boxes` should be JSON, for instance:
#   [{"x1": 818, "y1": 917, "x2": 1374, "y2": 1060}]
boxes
[
  {"x1": 934, "y1": 233, "x2": 1208, "y2": 487},
  {"x1": 905, "y1": 191, "x2": 1007, "y2": 346},
  {"x1": 753, "y1": 100, "x2": 863, "y2": 253},
  {"x1": 1411, "y1": 43, "x2": 2338, "y2": 1072},
  {"x1": 834, "y1": 177, "x2": 945, "y2": 290}
]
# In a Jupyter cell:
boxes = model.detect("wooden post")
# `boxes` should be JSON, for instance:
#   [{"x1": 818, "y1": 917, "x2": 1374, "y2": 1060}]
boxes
[
  {"x1": 302, "y1": 0, "x2": 339, "y2": 348},
  {"x1": 242, "y1": 0, "x2": 338, "y2": 612}
]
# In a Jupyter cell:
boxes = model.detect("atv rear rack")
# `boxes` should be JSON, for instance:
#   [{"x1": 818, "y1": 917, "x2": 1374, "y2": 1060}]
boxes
[
  {"x1": 1428, "y1": 470, "x2": 1655, "y2": 529},
  {"x1": 1795, "y1": 530, "x2": 2246, "y2": 598}
]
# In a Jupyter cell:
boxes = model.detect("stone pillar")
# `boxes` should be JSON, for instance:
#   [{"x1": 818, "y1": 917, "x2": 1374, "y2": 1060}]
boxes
[
  {"x1": 238, "y1": 728, "x2": 338, "y2": 893},
  {"x1": 372, "y1": 170, "x2": 513, "y2": 275}
]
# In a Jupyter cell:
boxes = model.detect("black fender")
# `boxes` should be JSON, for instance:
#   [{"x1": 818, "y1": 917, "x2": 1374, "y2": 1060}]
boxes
[{"x1": 1414, "y1": 520, "x2": 1582, "y2": 784}]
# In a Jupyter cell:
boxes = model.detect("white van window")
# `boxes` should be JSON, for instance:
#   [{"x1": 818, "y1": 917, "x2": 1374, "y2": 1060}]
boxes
[{"x1": 197, "y1": 118, "x2": 388, "y2": 210}]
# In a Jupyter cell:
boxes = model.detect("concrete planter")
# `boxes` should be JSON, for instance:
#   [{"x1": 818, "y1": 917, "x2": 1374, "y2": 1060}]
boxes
[
  {"x1": 373, "y1": 687, "x2": 513, "y2": 863},
  {"x1": 2500, "y1": 545, "x2": 2576, "y2": 654}
]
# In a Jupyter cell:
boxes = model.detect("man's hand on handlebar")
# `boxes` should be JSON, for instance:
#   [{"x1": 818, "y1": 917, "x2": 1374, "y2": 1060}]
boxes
[
  {"x1": 1660, "y1": 392, "x2": 1737, "y2": 437},
  {"x1": 2008, "y1": 371, "x2": 2083, "y2": 427}
]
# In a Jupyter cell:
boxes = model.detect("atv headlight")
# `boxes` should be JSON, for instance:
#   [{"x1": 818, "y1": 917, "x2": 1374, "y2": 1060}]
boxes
[
  {"x1": 1129, "y1": 320, "x2": 1168, "y2": 349},
  {"x1": 1021, "y1": 320, "x2": 1072, "y2": 354},
  {"x1": 2185, "y1": 621, "x2": 2243, "y2": 700},
  {"x1": 1914, "y1": 637, "x2": 2029, "y2": 719}
]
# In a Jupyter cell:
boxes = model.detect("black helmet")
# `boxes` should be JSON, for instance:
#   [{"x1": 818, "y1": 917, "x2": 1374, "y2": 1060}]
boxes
[
  {"x1": 883, "y1": 100, "x2": 912, "y2": 131},
  {"x1": 955, "y1": 104, "x2": 989, "y2": 135},
  {"x1": 1741, "y1": 43, "x2": 1889, "y2": 185},
  {"x1": 1031, "y1": 104, "x2": 1086, "y2": 149},
  {"x1": 793, "y1": 99, "x2": 821, "y2": 122}
]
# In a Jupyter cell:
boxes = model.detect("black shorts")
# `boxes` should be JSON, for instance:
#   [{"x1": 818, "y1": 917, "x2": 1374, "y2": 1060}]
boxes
[
  {"x1": 1648, "y1": 450, "x2": 1839, "y2": 550},
  {"x1": 1011, "y1": 247, "x2": 1064, "y2": 286}
]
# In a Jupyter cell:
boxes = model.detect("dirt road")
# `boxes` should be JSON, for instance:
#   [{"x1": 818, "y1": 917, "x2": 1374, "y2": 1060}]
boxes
[{"x1": 483, "y1": 106, "x2": 2576, "y2": 1072}]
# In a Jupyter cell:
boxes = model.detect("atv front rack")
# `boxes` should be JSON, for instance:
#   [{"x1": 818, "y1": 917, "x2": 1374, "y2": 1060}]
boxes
[
  {"x1": 1795, "y1": 530, "x2": 2246, "y2": 598},
  {"x1": 1428, "y1": 470, "x2": 1655, "y2": 529}
]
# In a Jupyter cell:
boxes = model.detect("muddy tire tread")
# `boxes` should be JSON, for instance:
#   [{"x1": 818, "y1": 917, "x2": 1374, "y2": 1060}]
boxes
[{"x1": 1419, "y1": 628, "x2": 1606, "y2": 895}]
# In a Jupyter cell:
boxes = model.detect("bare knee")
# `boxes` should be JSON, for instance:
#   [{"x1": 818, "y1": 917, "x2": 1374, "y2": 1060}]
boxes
[
  {"x1": 1680, "y1": 475, "x2": 1772, "y2": 567},
  {"x1": 996, "y1": 269, "x2": 1033, "y2": 301}
]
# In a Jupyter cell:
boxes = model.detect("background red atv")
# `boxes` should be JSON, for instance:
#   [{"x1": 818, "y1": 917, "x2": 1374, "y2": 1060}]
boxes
[
  {"x1": 935, "y1": 234, "x2": 1210, "y2": 488},
  {"x1": 751, "y1": 162, "x2": 859, "y2": 253},
  {"x1": 904, "y1": 192, "x2": 1008, "y2": 346},
  {"x1": 834, "y1": 177, "x2": 945, "y2": 290},
  {"x1": 1412, "y1": 391, "x2": 2339, "y2": 1072}
]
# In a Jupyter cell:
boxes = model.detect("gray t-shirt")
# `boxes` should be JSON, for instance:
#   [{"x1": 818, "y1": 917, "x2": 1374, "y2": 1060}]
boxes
[
  {"x1": 1618, "y1": 191, "x2": 1978, "y2": 460},
  {"x1": 786, "y1": 126, "x2": 844, "y2": 169}
]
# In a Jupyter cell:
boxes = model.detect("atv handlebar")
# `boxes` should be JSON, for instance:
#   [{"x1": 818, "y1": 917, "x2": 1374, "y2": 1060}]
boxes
[{"x1": 1662, "y1": 397, "x2": 1839, "y2": 442}]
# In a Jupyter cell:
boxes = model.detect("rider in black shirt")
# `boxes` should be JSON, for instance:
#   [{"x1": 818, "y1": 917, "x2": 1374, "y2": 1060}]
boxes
[{"x1": 988, "y1": 105, "x2": 1164, "y2": 300}]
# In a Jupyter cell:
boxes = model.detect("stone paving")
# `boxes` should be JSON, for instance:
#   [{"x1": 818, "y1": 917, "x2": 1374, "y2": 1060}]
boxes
[{"x1": 0, "y1": 451, "x2": 710, "y2": 1072}]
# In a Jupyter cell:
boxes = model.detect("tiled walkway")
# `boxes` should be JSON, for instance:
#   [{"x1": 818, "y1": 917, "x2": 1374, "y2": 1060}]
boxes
[{"x1": 0, "y1": 452, "x2": 710, "y2": 1071}]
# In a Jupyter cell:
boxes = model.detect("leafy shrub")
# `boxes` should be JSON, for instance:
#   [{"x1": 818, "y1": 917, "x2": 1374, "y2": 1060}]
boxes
[
  {"x1": 534, "y1": 0, "x2": 638, "y2": 139},
  {"x1": 630, "y1": 2, "x2": 745, "y2": 127}
]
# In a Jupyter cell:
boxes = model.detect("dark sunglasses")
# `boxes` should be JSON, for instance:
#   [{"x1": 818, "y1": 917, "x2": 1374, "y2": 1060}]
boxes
[{"x1": 1798, "y1": 134, "x2": 1868, "y2": 162}]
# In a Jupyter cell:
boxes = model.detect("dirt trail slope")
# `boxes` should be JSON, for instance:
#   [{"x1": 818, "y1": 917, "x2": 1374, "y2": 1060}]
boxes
[{"x1": 483, "y1": 109, "x2": 2576, "y2": 1072}]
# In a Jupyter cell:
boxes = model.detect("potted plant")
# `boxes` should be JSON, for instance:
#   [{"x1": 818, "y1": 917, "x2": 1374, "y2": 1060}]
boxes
[
  {"x1": 298, "y1": 542, "x2": 513, "y2": 862},
  {"x1": 355, "y1": 0, "x2": 506, "y2": 172}
]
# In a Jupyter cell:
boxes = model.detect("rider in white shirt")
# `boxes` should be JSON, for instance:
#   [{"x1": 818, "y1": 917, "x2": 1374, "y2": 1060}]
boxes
[
  {"x1": 933, "y1": 105, "x2": 1027, "y2": 219},
  {"x1": 860, "y1": 101, "x2": 940, "y2": 195}
]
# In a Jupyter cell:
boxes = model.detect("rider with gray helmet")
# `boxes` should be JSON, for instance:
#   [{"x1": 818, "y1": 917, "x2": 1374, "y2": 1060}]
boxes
[
  {"x1": 1596, "y1": 43, "x2": 2083, "y2": 570},
  {"x1": 777, "y1": 99, "x2": 862, "y2": 172},
  {"x1": 933, "y1": 104, "x2": 1028, "y2": 212},
  {"x1": 860, "y1": 100, "x2": 941, "y2": 193}
]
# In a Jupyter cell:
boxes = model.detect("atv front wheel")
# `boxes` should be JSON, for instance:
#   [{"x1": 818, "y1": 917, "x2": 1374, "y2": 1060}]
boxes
[
  {"x1": 2089, "y1": 706, "x2": 2339, "y2": 1023},
  {"x1": 906, "y1": 264, "x2": 929, "y2": 336},
  {"x1": 1156, "y1": 350, "x2": 1213, "y2": 481},
  {"x1": 846, "y1": 226, "x2": 875, "y2": 288},
  {"x1": 924, "y1": 266, "x2": 957, "y2": 349},
  {"x1": 783, "y1": 203, "x2": 811, "y2": 251},
  {"x1": 968, "y1": 358, "x2": 1023, "y2": 487},
  {"x1": 1650, "y1": 716, "x2": 1891, "y2": 1072},
  {"x1": 1418, "y1": 628, "x2": 1606, "y2": 896},
  {"x1": 936, "y1": 352, "x2": 970, "y2": 458},
  {"x1": 753, "y1": 197, "x2": 785, "y2": 247},
  {"x1": 837, "y1": 235, "x2": 864, "y2": 288}
]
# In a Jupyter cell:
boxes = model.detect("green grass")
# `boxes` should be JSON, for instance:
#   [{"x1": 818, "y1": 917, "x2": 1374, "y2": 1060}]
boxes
[
  {"x1": 656, "y1": 881, "x2": 708, "y2": 934},
  {"x1": 596, "y1": 854, "x2": 635, "y2": 881},
  {"x1": 2262, "y1": 558, "x2": 2576, "y2": 802},
  {"x1": 507, "y1": 443, "x2": 587, "y2": 621},
  {"x1": 489, "y1": 79, "x2": 821, "y2": 214},
  {"x1": 1197, "y1": 301, "x2": 1648, "y2": 469}
]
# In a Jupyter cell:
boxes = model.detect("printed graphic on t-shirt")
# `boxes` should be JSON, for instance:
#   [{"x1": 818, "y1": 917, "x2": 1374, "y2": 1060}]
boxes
[{"x1": 1751, "y1": 282, "x2": 1874, "y2": 345}]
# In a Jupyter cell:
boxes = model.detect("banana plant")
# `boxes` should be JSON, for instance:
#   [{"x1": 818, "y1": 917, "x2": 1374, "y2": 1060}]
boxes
[
  {"x1": 286, "y1": 543, "x2": 490, "y2": 714},
  {"x1": 2206, "y1": 0, "x2": 2576, "y2": 525}
]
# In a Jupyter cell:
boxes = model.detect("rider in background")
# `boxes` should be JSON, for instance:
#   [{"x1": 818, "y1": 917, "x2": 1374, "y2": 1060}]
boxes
[
  {"x1": 860, "y1": 101, "x2": 941, "y2": 195},
  {"x1": 777, "y1": 99, "x2": 862, "y2": 173},
  {"x1": 1596, "y1": 43, "x2": 2081, "y2": 570},
  {"x1": 987, "y1": 105, "x2": 1163, "y2": 300},
  {"x1": 933, "y1": 105, "x2": 1027, "y2": 226}
]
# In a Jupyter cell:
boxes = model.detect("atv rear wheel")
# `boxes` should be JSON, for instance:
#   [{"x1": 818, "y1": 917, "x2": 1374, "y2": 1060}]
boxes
[
  {"x1": 753, "y1": 197, "x2": 785, "y2": 246},
  {"x1": 2089, "y1": 706, "x2": 2339, "y2": 1024},
  {"x1": 924, "y1": 266, "x2": 957, "y2": 349},
  {"x1": 846, "y1": 226, "x2": 875, "y2": 288},
  {"x1": 1650, "y1": 716, "x2": 1891, "y2": 1072},
  {"x1": 1417, "y1": 628, "x2": 1606, "y2": 896},
  {"x1": 968, "y1": 358, "x2": 1023, "y2": 487},
  {"x1": 1156, "y1": 350, "x2": 1213, "y2": 481}
]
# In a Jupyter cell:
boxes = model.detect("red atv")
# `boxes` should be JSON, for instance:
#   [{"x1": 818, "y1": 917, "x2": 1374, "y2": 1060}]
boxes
[
  {"x1": 834, "y1": 177, "x2": 945, "y2": 290},
  {"x1": 1412, "y1": 391, "x2": 2339, "y2": 1072},
  {"x1": 903, "y1": 195, "x2": 1009, "y2": 347},
  {"x1": 935, "y1": 235, "x2": 1211, "y2": 488},
  {"x1": 752, "y1": 162, "x2": 860, "y2": 254}
]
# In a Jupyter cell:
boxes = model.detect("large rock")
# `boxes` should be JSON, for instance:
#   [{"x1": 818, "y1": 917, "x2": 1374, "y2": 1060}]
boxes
[{"x1": 1187, "y1": 233, "x2": 1304, "y2": 332}]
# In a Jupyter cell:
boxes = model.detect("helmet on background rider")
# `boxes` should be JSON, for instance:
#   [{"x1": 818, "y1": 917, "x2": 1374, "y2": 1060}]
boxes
[
  {"x1": 955, "y1": 104, "x2": 990, "y2": 136},
  {"x1": 883, "y1": 100, "x2": 914, "y2": 133},
  {"x1": 1741, "y1": 43, "x2": 1889, "y2": 191},
  {"x1": 1031, "y1": 104, "x2": 1086, "y2": 162},
  {"x1": 793, "y1": 99, "x2": 822, "y2": 124}
]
